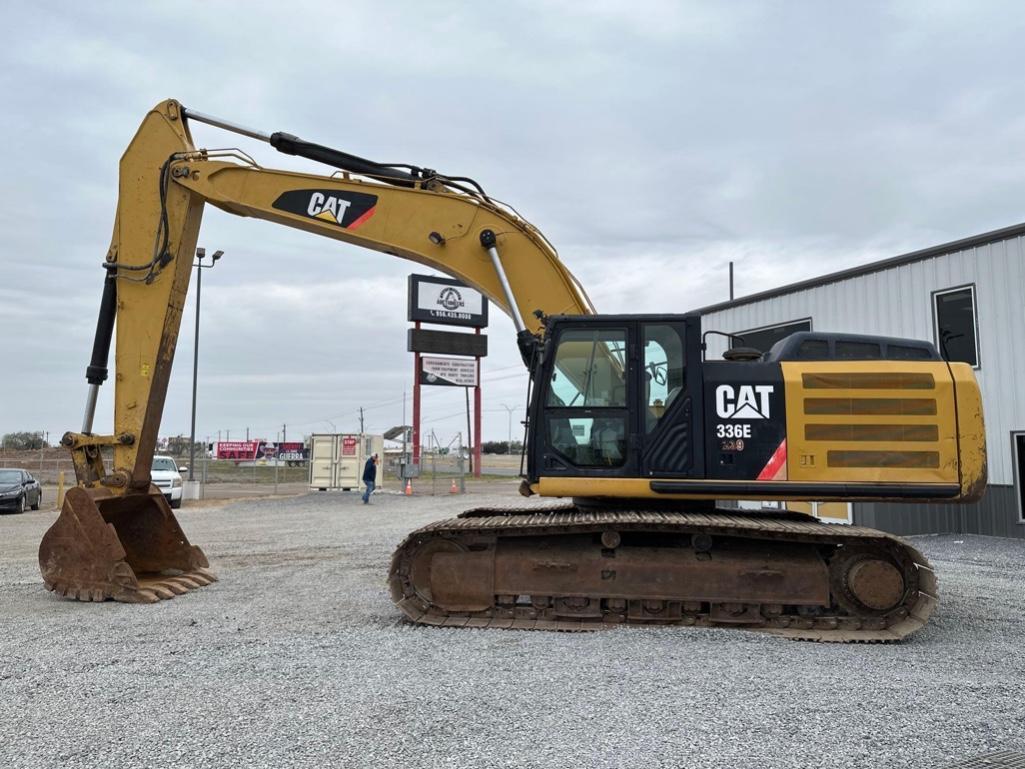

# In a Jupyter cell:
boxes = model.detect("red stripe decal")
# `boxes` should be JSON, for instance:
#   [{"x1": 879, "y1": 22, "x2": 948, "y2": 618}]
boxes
[
  {"x1": 347, "y1": 206, "x2": 376, "y2": 230},
  {"x1": 757, "y1": 439, "x2": 787, "y2": 481}
]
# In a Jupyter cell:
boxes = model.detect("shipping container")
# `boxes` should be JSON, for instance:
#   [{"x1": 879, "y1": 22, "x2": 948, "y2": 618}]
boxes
[{"x1": 308, "y1": 434, "x2": 384, "y2": 492}]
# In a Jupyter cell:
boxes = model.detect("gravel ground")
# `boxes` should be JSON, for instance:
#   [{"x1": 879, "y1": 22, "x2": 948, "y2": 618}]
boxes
[{"x1": 1, "y1": 491, "x2": 1023, "y2": 769}]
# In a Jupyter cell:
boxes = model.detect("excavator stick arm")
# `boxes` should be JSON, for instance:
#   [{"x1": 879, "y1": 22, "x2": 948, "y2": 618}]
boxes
[{"x1": 44, "y1": 99, "x2": 594, "y2": 604}]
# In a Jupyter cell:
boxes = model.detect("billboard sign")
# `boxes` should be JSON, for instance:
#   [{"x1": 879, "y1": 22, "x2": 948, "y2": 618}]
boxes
[
  {"x1": 216, "y1": 440, "x2": 261, "y2": 460},
  {"x1": 420, "y1": 356, "x2": 478, "y2": 387},
  {"x1": 408, "y1": 274, "x2": 488, "y2": 328},
  {"x1": 276, "y1": 442, "x2": 308, "y2": 462},
  {"x1": 216, "y1": 440, "x2": 309, "y2": 462}
]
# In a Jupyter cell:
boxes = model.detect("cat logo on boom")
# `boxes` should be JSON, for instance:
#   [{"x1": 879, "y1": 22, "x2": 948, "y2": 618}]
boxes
[
  {"x1": 715, "y1": 384, "x2": 774, "y2": 419},
  {"x1": 307, "y1": 192, "x2": 352, "y2": 224},
  {"x1": 271, "y1": 188, "x2": 378, "y2": 230}
]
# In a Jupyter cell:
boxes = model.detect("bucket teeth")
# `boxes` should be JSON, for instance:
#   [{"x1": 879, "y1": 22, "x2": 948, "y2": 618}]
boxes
[{"x1": 38, "y1": 486, "x2": 215, "y2": 604}]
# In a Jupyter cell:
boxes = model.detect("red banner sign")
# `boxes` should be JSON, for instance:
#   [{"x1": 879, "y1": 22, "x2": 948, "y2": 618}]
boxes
[{"x1": 216, "y1": 440, "x2": 261, "y2": 460}]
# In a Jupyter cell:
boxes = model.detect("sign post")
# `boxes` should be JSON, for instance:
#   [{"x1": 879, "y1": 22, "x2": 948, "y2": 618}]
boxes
[
  {"x1": 474, "y1": 328, "x2": 482, "y2": 477},
  {"x1": 412, "y1": 321, "x2": 421, "y2": 469}
]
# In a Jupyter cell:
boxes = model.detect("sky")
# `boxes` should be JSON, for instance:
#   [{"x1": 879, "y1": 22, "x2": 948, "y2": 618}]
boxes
[{"x1": 2, "y1": 1, "x2": 1025, "y2": 447}]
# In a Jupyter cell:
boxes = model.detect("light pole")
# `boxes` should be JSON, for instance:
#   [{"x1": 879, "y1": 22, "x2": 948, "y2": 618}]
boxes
[{"x1": 189, "y1": 247, "x2": 223, "y2": 482}]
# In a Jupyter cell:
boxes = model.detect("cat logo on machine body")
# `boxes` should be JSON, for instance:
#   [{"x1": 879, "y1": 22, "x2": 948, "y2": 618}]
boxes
[
  {"x1": 271, "y1": 189, "x2": 378, "y2": 230},
  {"x1": 715, "y1": 384, "x2": 774, "y2": 420}
]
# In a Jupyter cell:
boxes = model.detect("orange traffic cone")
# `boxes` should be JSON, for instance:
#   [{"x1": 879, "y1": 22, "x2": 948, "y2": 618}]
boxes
[
  {"x1": 404, "y1": 479, "x2": 413, "y2": 496},
  {"x1": 450, "y1": 478, "x2": 459, "y2": 494}
]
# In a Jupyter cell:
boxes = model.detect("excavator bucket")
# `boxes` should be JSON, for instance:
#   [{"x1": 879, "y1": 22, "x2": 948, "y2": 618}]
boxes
[{"x1": 38, "y1": 486, "x2": 215, "y2": 603}]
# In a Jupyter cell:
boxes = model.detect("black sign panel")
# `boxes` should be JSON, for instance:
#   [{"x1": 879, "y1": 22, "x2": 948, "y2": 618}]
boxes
[
  {"x1": 408, "y1": 274, "x2": 489, "y2": 328},
  {"x1": 408, "y1": 328, "x2": 488, "y2": 357},
  {"x1": 702, "y1": 362, "x2": 787, "y2": 481}
]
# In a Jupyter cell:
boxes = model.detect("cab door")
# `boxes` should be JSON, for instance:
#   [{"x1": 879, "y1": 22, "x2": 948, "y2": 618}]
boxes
[
  {"x1": 537, "y1": 324, "x2": 639, "y2": 478},
  {"x1": 639, "y1": 319, "x2": 704, "y2": 478}
]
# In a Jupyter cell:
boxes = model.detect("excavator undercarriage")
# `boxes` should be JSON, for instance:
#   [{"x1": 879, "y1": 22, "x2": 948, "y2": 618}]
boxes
[{"x1": 389, "y1": 505, "x2": 936, "y2": 642}]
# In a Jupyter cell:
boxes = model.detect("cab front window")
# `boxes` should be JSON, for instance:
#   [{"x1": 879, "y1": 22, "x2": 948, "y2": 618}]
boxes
[{"x1": 546, "y1": 328, "x2": 628, "y2": 468}]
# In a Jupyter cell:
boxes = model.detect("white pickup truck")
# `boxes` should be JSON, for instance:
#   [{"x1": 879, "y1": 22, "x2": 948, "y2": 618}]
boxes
[{"x1": 151, "y1": 455, "x2": 184, "y2": 509}]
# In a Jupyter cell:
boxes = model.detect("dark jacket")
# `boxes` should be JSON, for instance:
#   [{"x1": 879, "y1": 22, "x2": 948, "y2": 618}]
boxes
[{"x1": 362, "y1": 457, "x2": 377, "y2": 484}]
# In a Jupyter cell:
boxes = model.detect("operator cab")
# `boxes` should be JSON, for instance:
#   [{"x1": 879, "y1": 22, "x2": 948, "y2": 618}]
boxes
[{"x1": 528, "y1": 313, "x2": 705, "y2": 484}]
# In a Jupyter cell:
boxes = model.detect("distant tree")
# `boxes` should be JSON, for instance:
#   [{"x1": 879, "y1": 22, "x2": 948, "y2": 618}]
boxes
[
  {"x1": 1, "y1": 431, "x2": 46, "y2": 450},
  {"x1": 164, "y1": 435, "x2": 203, "y2": 456},
  {"x1": 482, "y1": 440, "x2": 523, "y2": 455}
]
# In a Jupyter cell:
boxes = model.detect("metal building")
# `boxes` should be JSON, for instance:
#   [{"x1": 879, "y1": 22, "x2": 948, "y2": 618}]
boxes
[{"x1": 698, "y1": 222, "x2": 1025, "y2": 539}]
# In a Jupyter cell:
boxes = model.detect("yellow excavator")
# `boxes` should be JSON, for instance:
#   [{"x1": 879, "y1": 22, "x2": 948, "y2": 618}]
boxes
[{"x1": 39, "y1": 100, "x2": 987, "y2": 642}]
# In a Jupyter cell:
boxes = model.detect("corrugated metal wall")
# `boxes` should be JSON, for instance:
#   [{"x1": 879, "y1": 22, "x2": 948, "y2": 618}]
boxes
[
  {"x1": 701, "y1": 233, "x2": 1025, "y2": 537},
  {"x1": 855, "y1": 486, "x2": 1022, "y2": 539}
]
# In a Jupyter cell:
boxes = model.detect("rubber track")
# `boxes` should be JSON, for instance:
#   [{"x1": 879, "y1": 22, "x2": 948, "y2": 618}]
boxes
[{"x1": 389, "y1": 505, "x2": 938, "y2": 643}]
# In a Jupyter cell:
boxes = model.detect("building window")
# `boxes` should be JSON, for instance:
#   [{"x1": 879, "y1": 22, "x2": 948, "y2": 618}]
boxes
[
  {"x1": 1013, "y1": 433, "x2": 1025, "y2": 523},
  {"x1": 933, "y1": 285, "x2": 979, "y2": 367},
  {"x1": 733, "y1": 319, "x2": 812, "y2": 354}
]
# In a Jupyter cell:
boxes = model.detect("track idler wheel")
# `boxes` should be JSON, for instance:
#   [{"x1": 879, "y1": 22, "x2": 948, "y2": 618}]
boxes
[
  {"x1": 38, "y1": 486, "x2": 216, "y2": 603},
  {"x1": 830, "y1": 547, "x2": 912, "y2": 616}
]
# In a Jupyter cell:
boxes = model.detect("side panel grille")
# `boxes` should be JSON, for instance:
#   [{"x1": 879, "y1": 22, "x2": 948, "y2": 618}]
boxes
[
  {"x1": 801, "y1": 372, "x2": 935, "y2": 389},
  {"x1": 826, "y1": 450, "x2": 940, "y2": 468},
  {"x1": 783, "y1": 361, "x2": 959, "y2": 486},
  {"x1": 805, "y1": 424, "x2": 939, "y2": 442},
  {"x1": 804, "y1": 398, "x2": 936, "y2": 415}
]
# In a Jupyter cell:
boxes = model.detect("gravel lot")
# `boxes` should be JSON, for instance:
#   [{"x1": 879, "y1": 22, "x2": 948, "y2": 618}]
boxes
[{"x1": 2, "y1": 490, "x2": 1024, "y2": 769}]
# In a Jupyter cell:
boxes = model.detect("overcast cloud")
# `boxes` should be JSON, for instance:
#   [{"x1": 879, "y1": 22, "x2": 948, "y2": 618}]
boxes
[{"x1": 2, "y1": 1, "x2": 1025, "y2": 446}]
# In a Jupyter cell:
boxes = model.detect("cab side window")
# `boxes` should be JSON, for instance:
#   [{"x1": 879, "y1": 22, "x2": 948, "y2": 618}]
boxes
[{"x1": 643, "y1": 324, "x2": 685, "y2": 433}]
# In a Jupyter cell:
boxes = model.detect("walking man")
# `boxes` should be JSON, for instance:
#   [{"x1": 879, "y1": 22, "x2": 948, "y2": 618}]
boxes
[{"x1": 362, "y1": 453, "x2": 379, "y2": 504}]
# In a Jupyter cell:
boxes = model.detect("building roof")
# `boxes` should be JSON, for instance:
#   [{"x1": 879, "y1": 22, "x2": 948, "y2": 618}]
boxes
[{"x1": 696, "y1": 220, "x2": 1025, "y2": 315}]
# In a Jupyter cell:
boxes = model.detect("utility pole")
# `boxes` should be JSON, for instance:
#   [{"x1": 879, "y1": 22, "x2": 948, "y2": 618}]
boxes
[
  {"x1": 401, "y1": 389, "x2": 408, "y2": 481},
  {"x1": 358, "y1": 408, "x2": 364, "y2": 435},
  {"x1": 246, "y1": 427, "x2": 249, "y2": 442},
  {"x1": 465, "y1": 388, "x2": 472, "y2": 475},
  {"x1": 500, "y1": 403, "x2": 517, "y2": 453},
  {"x1": 282, "y1": 423, "x2": 287, "y2": 443},
  {"x1": 729, "y1": 260, "x2": 735, "y2": 301}
]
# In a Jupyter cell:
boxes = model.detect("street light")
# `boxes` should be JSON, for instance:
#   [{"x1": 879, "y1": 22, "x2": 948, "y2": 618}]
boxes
[{"x1": 188, "y1": 247, "x2": 223, "y2": 482}]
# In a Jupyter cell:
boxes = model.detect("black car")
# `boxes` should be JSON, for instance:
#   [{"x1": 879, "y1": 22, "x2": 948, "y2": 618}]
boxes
[{"x1": 0, "y1": 469, "x2": 42, "y2": 514}]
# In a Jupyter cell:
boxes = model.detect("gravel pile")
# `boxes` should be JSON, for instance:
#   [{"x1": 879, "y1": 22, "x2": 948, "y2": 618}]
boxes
[{"x1": 1, "y1": 491, "x2": 1023, "y2": 768}]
